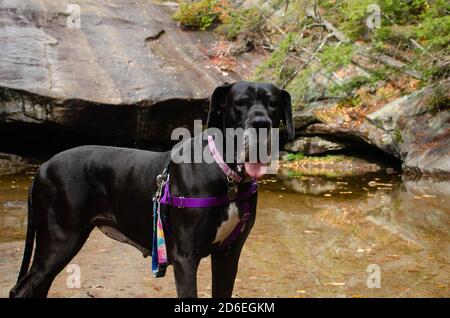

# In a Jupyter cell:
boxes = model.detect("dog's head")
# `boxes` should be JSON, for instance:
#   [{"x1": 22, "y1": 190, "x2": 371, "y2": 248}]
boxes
[{"x1": 207, "y1": 81, "x2": 295, "y2": 178}]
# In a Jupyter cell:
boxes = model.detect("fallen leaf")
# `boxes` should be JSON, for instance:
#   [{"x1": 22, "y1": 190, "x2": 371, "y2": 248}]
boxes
[{"x1": 324, "y1": 282, "x2": 346, "y2": 286}]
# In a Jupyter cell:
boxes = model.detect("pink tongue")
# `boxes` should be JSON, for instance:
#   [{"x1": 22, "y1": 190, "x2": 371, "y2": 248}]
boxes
[{"x1": 244, "y1": 163, "x2": 268, "y2": 179}]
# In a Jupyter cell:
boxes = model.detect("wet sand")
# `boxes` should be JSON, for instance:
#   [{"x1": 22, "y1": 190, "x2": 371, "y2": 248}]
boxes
[{"x1": 0, "y1": 168, "x2": 449, "y2": 297}]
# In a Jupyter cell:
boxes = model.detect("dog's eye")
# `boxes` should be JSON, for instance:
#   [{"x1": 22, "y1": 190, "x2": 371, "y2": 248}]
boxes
[
  {"x1": 235, "y1": 100, "x2": 247, "y2": 108},
  {"x1": 268, "y1": 100, "x2": 277, "y2": 108}
]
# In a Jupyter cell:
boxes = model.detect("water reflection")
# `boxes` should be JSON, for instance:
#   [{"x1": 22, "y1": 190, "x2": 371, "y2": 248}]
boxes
[
  {"x1": 238, "y1": 173, "x2": 450, "y2": 297},
  {"x1": 0, "y1": 168, "x2": 35, "y2": 242}
]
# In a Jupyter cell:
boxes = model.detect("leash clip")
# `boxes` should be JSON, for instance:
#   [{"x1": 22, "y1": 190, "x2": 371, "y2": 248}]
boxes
[
  {"x1": 226, "y1": 176, "x2": 238, "y2": 201},
  {"x1": 156, "y1": 168, "x2": 168, "y2": 186},
  {"x1": 154, "y1": 169, "x2": 168, "y2": 202}
]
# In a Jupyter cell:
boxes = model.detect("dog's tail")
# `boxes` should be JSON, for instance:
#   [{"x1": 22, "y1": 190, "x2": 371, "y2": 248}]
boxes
[{"x1": 17, "y1": 169, "x2": 37, "y2": 283}]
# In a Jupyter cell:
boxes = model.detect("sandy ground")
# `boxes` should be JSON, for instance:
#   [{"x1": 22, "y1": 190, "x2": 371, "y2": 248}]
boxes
[{"x1": 1, "y1": 229, "x2": 218, "y2": 298}]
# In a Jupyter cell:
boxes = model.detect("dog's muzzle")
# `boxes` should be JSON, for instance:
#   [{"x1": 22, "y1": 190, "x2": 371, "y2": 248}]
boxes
[{"x1": 242, "y1": 120, "x2": 272, "y2": 179}]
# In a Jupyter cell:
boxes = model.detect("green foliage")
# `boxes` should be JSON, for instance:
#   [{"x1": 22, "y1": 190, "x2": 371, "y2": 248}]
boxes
[
  {"x1": 243, "y1": 0, "x2": 448, "y2": 108},
  {"x1": 173, "y1": 0, "x2": 229, "y2": 30},
  {"x1": 252, "y1": 32, "x2": 297, "y2": 84},
  {"x1": 286, "y1": 152, "x2": 305, "y2": 161},
  {"x1": 336, "y1": 0, "x2": 429, "y2": 40},
  {"x1": 285, "y1": 67, "x2": 315, "y2": 106},
  {"x1": 374, "y1": 25, "x2": 416, "y2": 47},
  {"x1": 335, "y1": 0, "x2": 375, "y2": 40},
  {"x1": 254, "y1": 40, "x2": 356, "y2": 107},
  {"x1": 318, "y1": 44, "x2": 355, "y2": 73},
  {"x1": 218, "y1": 7, "x2": 267, "y2": 40},
  {"x1": 329, "y1": 75, "x2": 373, "y2": 97},
  {"x1": 283, "y1": 169, "x2": 304, "y2": 178},
  {"x1": 337, "y1": 96, "x2": 361, "y2": 108},
  {"x1": 392, "y1": 129, "x2": 404, "y2": 144},
  {"x1": 415, "y1": 15, "x2": 450, "y2": 51},
  {"x1": 285, "y1": 153, "x2": 347, "y2": 163},
  {"x1": 332, "y1": 0, "x2": 449, "y2": 52}
]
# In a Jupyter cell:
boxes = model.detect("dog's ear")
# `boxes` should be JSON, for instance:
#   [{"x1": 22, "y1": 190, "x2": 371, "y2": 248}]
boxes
[
  {"x1": 207, "y1": 83, "x2": 233, "y2": 129},
  {"x1": 280, "y1": 89, "x2": 295, "y2": 141}
]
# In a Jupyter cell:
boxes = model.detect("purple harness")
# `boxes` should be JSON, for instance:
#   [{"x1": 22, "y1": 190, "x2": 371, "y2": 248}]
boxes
[
  {"x1": 160, "y1": 180, "x2": 257, "y2": 210},
  {"x1": 151, "y1": 136, "x2": 258, "y2": 278}
]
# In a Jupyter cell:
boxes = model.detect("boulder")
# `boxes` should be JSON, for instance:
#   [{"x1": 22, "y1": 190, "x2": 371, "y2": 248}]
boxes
[
  {"x1": 292, "y1": 99, "x2": 338, "y2": 129},
  {"x1": 0, "y1": 153, "x2": 29, "y2": 175},
  {"x1": 0, "y1": 0, "x2": 260, "y2": 145},
  {"x1": 284, "y1": 136, "x2": 347, "y2": 155},
  {"x1": 365, "y1": 81, "x2": 450, "y2": 176}
]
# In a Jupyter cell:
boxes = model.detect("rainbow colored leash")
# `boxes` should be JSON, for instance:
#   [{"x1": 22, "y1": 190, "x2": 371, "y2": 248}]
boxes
[{"x1": 152, "y1": 169, "x2": 169, "y2": 278}]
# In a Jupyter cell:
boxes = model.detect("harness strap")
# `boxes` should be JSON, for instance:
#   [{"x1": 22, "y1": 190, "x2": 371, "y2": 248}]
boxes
[
  {"x1": 151, "y1": 136, "x2": 258, "y2": 278},
  {"x1": 208, "y1": 135, "x2": 243, "y2": 183},
  {"x1": 160, "y1": 180, "x2": 257, "y2": 208},
  {"x1": 216, "y1": 201, "x2": 252, "y2": 251}
]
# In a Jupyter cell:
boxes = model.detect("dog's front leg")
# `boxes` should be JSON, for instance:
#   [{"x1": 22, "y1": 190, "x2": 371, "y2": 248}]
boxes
[
  {"x1": 172, "y1": 257, "x2": 200, "y2": 298},
  {"x1": 210, "y1": 242, "x2": 244, "y2": 298}
]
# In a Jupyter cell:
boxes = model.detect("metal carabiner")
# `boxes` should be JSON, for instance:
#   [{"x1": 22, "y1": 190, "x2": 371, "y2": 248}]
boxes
[{"x1": 153, "y1": 169, "x2": 167, "y2": 202}]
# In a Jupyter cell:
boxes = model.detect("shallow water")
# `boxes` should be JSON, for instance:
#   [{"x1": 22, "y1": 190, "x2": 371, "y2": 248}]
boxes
[
  {"x1": 0, "y1": 167, "x2": 36, "y2": 242},
  {"x1": 0, "y1": 167, "x2": 449, "y2": 297},
  {"x1": 247, "y1": 171, "x2": 449, "y2": 297}
]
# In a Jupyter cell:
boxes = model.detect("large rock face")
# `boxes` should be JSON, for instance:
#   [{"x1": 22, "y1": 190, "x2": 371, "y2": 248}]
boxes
[
  {"x1": 365, "y1": 82, "x2": 450, "y2": 175},
  {"x1": 0, "y1": 0, "x2": 260, "y2": 146},
  {"x1": 293, "y1": 79, "x2": 450, "y2": 176}
]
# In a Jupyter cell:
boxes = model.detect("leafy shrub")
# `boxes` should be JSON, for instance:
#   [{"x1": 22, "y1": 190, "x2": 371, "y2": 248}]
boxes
[
  {"x1": 333, "y1": 0, "x2": 448, "y2": 52},
  {"x1": 218, "y1": 7, "x2": 267, "y2": 40},
  {"x1": 415, "y1": 0, "x2": 450, "y2": 51},
  {"x1": 318, "y1": 43, "x2": 355, "y2": 73},
  {"x1": 415, "y1": 15, "x2": 450, "y2": 51},
  {"x1": 331, "y1": 0, "x2": 428, "y2": 40},
  {"x1": 173, "y1": 0, "x2": 230, "y2": 30}
]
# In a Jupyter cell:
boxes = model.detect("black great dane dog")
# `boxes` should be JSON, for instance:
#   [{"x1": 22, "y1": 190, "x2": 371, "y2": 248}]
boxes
[{"x1": 10, "y1": 81, "x2": 294, "y2": 298}]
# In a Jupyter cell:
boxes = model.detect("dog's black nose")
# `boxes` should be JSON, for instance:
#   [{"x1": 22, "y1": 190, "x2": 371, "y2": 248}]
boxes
[{"x1": 250, "y1": 117, "x2": 272, "y2": 129}]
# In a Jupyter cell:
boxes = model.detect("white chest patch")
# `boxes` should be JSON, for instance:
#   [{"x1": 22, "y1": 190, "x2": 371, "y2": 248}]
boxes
[{"x1": 213, "y1": 203, "x2": 241, "y2": 244}]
